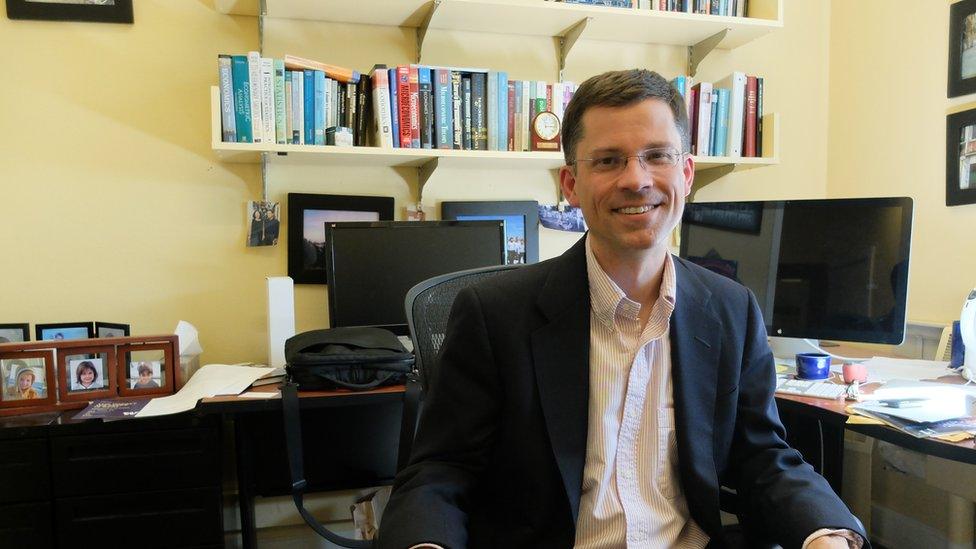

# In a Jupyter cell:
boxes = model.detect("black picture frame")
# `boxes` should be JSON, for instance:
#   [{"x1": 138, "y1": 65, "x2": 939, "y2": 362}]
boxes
[
  {"x1": 95, "y1": 321, "x2": 130, "y2": 338},
  {"x1": 682, "y1": 201, "x2": 764, "y2": 233},
  {"x1": 441, "y1": 201, "x2": 540, "y2": 264},
  {"x1": 288, "y1": 193, "x2": 395, "y2": 284},
  {"x1": 949, "y1": 0, "x2": 976, "y2": 98},
  {"x1": 6, "y1": 0, "x2": 133, "y2": 24},
  {"x1": 946, "y1": 108, "x2": 976, "y2": 206},
  {"x1": 34, "y1": 322, "x2": 95, "y2": 342},
  {"x1": 0, "y1": 323, "x2": 30, "y2": 343}
]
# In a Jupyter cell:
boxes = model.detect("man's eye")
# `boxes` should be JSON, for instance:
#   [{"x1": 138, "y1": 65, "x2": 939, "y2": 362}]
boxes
[{"x1": 594, "y1": 156, "x2": 620, "y2": 167}]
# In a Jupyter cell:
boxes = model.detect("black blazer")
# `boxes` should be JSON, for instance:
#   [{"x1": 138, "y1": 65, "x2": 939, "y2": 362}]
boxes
[{"x1": 378, "y1": 237, "x2": 866, "y2": 549}]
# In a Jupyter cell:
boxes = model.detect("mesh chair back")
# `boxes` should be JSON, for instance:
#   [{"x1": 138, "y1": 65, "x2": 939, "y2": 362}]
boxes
[{"x1": 405, "y1": 264, "x2": 520, "y2": 392}]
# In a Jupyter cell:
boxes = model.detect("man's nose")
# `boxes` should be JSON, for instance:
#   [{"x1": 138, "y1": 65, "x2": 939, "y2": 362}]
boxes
[{"x1": 615, "y1": 155, "x2": 653, "y2": 192}]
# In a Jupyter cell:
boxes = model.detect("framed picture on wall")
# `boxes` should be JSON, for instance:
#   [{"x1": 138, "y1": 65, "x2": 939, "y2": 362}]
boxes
[
  {"x1": 950, "y1": 0, "x2": 976, "y2": 97},
  {"x1": 0, "y1": 323, "x2": 30, "y2": 344},
  {"x1": 5, "y1": 0, "x2": 133, "y2": 24},
  {"x1": 441, "y1": 201, "x2": 540, "y2": 265},
  {"x1": 287, "y1": 193, "x2": 395, "y2": 284},
  {"x1": 946, "y1": 108, "x2": 976, "y2": 206}
]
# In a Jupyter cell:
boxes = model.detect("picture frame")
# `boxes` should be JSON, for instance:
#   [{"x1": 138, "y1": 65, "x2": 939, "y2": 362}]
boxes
[
  {"x1": 0, "y1": 323, "x2": 30, "y2": 343},
  {"x1": 441, "y1": 201, "x2": 540, "y2": 265},
  {"x1": 682, "y1": 201, "x2": 764, "y2": 234},
  {"x1": 5, "y1": 0, "x2": 133, "y2": 24},
  {"x1": 57, "y1": 345, "x2": 117, "y2": 403},
  {"x1": 95, "y1": 321, "x2": 130, "y2": 338},
  {"x1": 117, "y1": 343, "x2": 173, "y2": 397},
  {"x1": 946, "y1": 108, "x2": 976, "y2": 206},
  {"x1": 34, "y1": 322, "x2": 94, "y2": 342},
  {"x1": 0, "y1": 350, "x2": 56, "y2": 409},
  {"x1": 949, "y1": 0, "x2": 976, "y2": 98},
  {"x1": 288, "y1": 193, "x2": 395, "y2": 284}
]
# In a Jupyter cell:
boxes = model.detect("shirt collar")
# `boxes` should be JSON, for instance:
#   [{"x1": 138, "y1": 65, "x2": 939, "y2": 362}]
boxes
[{"x1": 585, "y1": 235, "x2": 677, "y2": 331}]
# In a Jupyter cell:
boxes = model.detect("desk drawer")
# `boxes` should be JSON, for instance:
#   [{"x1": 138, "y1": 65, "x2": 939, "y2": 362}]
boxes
[
  {"x1": 0, "y1": 501, "x2": 53, "y2": 549},
  {"x1": 50, "y1": 427, "x2": 219, "y2": 497},
  {"x1": 55, "y1": 486, "x2": 222, "y2": 548},
  {"x1": 0, "y1": 438, "x2": 50, "y2": 503}
]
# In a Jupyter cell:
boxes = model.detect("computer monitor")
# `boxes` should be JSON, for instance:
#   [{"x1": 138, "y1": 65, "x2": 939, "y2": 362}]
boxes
[
  {"x1": 325, "y1": 220, "x2": 506, "y2": 336},
  {"x1": 679, "y1": 197, "x2": 913, "y2": 353}
]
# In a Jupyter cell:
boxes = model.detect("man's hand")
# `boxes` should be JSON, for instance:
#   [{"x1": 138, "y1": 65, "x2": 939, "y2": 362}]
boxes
[{"x1": 806, "y1": 534, "x2": 853, "y2": 549}]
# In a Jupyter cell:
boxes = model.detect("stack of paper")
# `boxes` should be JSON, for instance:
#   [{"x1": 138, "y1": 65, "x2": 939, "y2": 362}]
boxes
[{"x1": 849, "y1": 380, "x2": 976, "y2": 439}]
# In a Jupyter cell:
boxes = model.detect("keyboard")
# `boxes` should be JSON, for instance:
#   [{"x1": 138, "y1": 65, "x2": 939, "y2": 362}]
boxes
[{"x1": 775, "y1": 376, "x2": 848, "y2": 399}]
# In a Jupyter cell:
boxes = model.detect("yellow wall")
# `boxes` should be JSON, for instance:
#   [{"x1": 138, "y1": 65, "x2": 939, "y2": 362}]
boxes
[
  {"x1": 2, "y1": 1, "x2": 834, "y2": 364},
  {"x1": 829, "y1": 0, "x2": 976, "y2": 326}
]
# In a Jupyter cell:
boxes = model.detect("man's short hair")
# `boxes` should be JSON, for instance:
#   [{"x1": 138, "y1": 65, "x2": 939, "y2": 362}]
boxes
[{"x1": 561, "y1": 69, "x2": 690, "y2": 165}]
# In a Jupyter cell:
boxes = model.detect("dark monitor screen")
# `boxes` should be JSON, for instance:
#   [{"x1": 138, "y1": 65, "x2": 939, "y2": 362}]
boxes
[
  {"x1": 325, "y1": 220, "x2": 506, "y2": 335},
  {"x1": 679, "y1": 197, "x2": 913, "y2": 345}
]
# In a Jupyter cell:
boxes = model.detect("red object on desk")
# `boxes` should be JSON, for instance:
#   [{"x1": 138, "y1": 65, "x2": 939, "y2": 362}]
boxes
[{"x1": 842, "y1": 362, "x2": 868, "y2": 384}]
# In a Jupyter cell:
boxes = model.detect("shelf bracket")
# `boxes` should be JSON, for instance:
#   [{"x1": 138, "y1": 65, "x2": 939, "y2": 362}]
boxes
[
  {"x1": 261, "y1": 152, "x2": 270, "y2": 201},
  {"x1": 689, "y1": 163, "x2": 735, "y2": 198},
  {"x1": 687, "y1": 28, "x2": 728, "y2": 77},
  {"x1": 417, "y1": 157, "x2": 440, "y2": 200},
  {"x1": 559, "y1": 18, "x2": 590, "y2": 83},
  {"x1": 416, "y1": 0, "x2": 442, "y2": 64}
]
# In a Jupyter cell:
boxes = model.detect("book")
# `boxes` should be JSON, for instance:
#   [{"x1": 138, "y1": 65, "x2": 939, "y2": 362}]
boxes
[
  {"x1": 714, "y1": 71, "x2": 746, "y2": 156},
  {"x1": 260, "y1": 57, "x2": 276, "y2": 145},
  {"x1": 433, "y1": 68, "x2": 453, "y2": 149},
  {"x1": 691, "y1": 81, "x2": 712, "y2": 156},
  {"x1": 744, "y1": 75, "x2": 758, "y2": 157},
  {"x1": 313, "y1": 70, "x2": 326, "y2": 145},
  {"x1": 471, "y1": 71, "x2": 487, "y2": 150},
  {"x1": 507, "y1": 80, "x2": 516, "y2": 151},
  {"x1": 713, "y1": 88, "x2": 730, "y2": 157},
  {"x1": 357, "y1": 73, "x2": 372, "y2": 146},
  {"x1": 303, "y1": 70, "x2": 315, "y2": 145},
  {"x1": 247, "y1": 51, "x2": 264, "y2": 143},
  {"x1": 284, "y1": 72, "x2": 292, "y2": 145},
  {"x1": 74, "y1": 398, "x2": 152, "y2": 421},
  {"x1": 451, "y1": 71, "x2": 463, "y2": 149},
  {"x1": 487, "y1": 70, "x2": 498, "y2": 151},
  {"x1": 756, "y1": 76, "x2": 763, "y2": 157},
  {"x1": 497, "y1": 71, "x2": 508, "y2": 152},
  {"x1": 708, "y1": 89, "x2": 718, "y2": 156},
  {"x1": 389, "y1": 67, "x2": 400, "y2": 148},
  {"x1": 418, "y1": 66, "x2": 433, "y2": 149},
  {"x1": 273, "y1": 59, "x2": 287, "y2": 145},
  {"x1": 520, "y1": 80, "x2": 530, "y2": 151},
  {"x1": 283, "y1": 54, "x2": 360, "y2": 84},
  {"x1": 408, "y1": 65, "x2": 421, "y2": 148},
  {"x1": 371, "y1": 65, "x2": 393, "y2": 148},
  {"x1": 250, "y1": 367, "x2": 287, "y2": 388},
  {"x1": 218, "y1": 55, "x2": 237, "y2": 142},
  {"x1": 293, "y1": 70, "x2": 304, "y2": 144},
  {"x1": 230, "y1": 55, "x2": 252, "y2": 143},
  {"x1": 462, "y1": 73, "x2": 472, "y2": 150},
  {"x1": 397, "y1": 66, "x2": 412, "y2": 148}
]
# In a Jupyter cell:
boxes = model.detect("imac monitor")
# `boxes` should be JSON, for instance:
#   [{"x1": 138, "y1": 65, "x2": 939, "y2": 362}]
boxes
[
  {"x1": 325, "y1": 221, "x2": 506, "y2": 335},
  {"x1": 679, "y1": 197, "x2": 913, "y2": 346}
]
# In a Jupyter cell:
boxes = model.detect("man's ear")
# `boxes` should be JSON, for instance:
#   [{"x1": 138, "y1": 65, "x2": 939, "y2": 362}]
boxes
[
  {"x1": 559, "y1": 165, "x2": 580, "y2": 206},
  {"x1": 682, "y1": 154, "x2": 695, "y2": 197}
]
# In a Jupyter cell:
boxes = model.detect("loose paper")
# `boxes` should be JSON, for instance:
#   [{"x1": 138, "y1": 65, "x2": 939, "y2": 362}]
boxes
[{"x1": 136, "y1": 363, "x2": 274, "y2": 417}]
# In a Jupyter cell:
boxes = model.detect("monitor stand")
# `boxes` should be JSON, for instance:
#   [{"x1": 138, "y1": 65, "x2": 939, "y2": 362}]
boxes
[{"x1": 767, "y1": 336, "x2": 821, "y2": 364}]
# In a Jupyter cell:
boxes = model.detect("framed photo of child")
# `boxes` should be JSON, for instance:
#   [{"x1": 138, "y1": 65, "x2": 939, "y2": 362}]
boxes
[
  {"x1": 117, "y1": 343, "x2": 173, "y2": 397},
  {"x1": 57, "y1": 346, "x2": 117, "y2": 403},
  {"x1": 0, "y1": 351, "x2": 56, "y2": 410}
]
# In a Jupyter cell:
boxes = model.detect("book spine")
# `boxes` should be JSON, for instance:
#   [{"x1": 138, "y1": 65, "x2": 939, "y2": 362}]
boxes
[
  {"x1": 230, "y1": 55, "x2": 251, "y2": 143},
  {"x1": 729, "y1": 72, "x2": 746, "y2": 156},
  {"x1": 284, "y1": 71, "x2": 292, "y2": 145},
  {"x1": 687, "y1": 85, "x2": 697, "y2": 153},
  {"x1": 714, "y1": 88, "x2": 729, "y2": 157},
  {"x1": 247, "y1": 51, "x2": 264, "y2": 143},
  {"x1": 506, "y1": 80, "x2": 516, "y2": 152},
  {"x1": 418, "y1": 67, "x2": 433, "y2": 149},
  {"x1": 260, "y1": 57, "x2": 276, "y2": 144},
  {"x1": 359, "y1": 75, "x2": 371, "y2": 146},
  {"x1": 433, "y1": 68, "x2": 453, "y2": 149},
  {"x1": 513, "y1": 80, "x2": 522, "y2": 152},
  {"x1": 314, "y1": 71, "x2": 326, "y2": 145},
  {"x1": 497, "y1": 72, "x2": 508, "y2": 152},
  {"x1": 451, "y1": 71, "x2": 463, "y2": 149},
  {"x1": 472, "y1": 72, "x2": 487, "y2": 150},
  {"x1": 397, "y1": 66, "x2": 412, "y2": 148},
  {"x1": 274, "y1": 59, "x2": 287, "y2": 145},
  {"x1": 372, "y1": 68, "x2": 393, "y2": 148},
  {"x1": 744, "y1": 75, "x2": 758, "y2": 157},
  {"x1": 347, "y1": 81, "x2": 358, "y2": 136},
  {"x1": 389, "y1": 68, "x2": 400, "y2": 148},
  {"x1": 293, "y1": 71, "x2": 304, "y2": 144},
  {"x1": 756, "y1": 76, "x2": 763, "y2": 157},
  {"x1": 408, "y1": 65, "x2": 420, "y2": 148},
  {"x1": 708, "y1": 90, "x2": 718, "y2": 156},
  {"x1": 304, "y1": 71, "x2": 315, "y2": 145},
  {"x1": 699, "y1": 82, "x2": 712, "y2": 156},
  {"x1": 218, "y1": 55, "x2": 237, "y2": 142},
  {"x1": 487, "y1": 71, "x2": 498, "y2": 151},
  {"x1": 520, "y1": 80, "x2": 530, "y2": 151},
  {"x1": 323, "y1": 78, "x2": 332, "y2": 130},
  {"x1": 462, "y1": 74, "x2": 472, "y2": 150}
]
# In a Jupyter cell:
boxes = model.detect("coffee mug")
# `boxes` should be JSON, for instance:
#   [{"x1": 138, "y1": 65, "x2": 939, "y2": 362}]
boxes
[{"x1": 796, "y1": 353, "x2": 831, "y2": 380}]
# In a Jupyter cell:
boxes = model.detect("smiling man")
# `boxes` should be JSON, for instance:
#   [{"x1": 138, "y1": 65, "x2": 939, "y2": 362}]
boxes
[{"x1": 377, "y1": 70, "x2": 867, "y2": 549}]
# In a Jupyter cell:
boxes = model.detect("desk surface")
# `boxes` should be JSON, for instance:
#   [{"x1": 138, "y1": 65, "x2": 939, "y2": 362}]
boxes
[{"x1": 199, "y1": 383, "x2": 406, "y2": 414}]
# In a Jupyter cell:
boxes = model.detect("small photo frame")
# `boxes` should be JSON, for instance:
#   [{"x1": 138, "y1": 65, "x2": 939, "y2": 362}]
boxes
[
  {"x1": 0, "y1": 323, "x2": 30, "y2": 344},
  {"x1": 5, "y1": 0, "x2": 133, "y2": 24},
  {"x1": 35, "y1": 322, "x2": 94, "y2": 342},
  {"x1": 57, "y1": 346, "x2": 117, "y2": 403},
  {"x1": 117, "y1": 343, "x2": 173, "y2": 397},
  {"x1": 247, "y1": 200, "x2": 281, "y2": 247},
  {"x1": 0, "y1": 351, "x2": 56, "y2": 408},
  {"x1": 949, "y1": 0, "x2": 976, "y2": 98},
  {"x1": 441, "y1": 201, "x2": 540, "y2": 265},
  {"x1": 946, "y1": 107, "x2": 976, "y2": 206},
  {"x1": 288, "y1": 193, "x2": 395, "y2": 284},
  {"x1": 95, "y1": 322, "x2": 130, "y2": 338}
]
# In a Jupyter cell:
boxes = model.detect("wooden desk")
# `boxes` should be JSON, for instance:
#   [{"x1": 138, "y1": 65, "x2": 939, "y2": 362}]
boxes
[{"x1": 200, "y1": 384, "x2": 408, "y2": 549}]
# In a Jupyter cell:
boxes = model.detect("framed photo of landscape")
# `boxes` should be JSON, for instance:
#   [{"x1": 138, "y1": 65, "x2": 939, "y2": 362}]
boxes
[
  {"x1": 287, "y1": 193, "x2": 395, "y2": 284},
  {"x1": 949, "y1": 0, "x2": 976, "y2": 97},
  {"x1": 6, "y1": 0, "x2": 133, "y2": 24},
  {"x1": 946, "y1": 107, "x2": 976, "y2": 206}
]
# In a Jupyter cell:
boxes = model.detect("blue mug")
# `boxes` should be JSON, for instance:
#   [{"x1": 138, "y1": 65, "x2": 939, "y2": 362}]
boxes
[{"x1": 796, "y1": 353, "x2": 831, "y2": 380}]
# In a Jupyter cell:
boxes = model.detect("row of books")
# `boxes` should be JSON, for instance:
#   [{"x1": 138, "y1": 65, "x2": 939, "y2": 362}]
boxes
[
  {"x1": 671, "y1": 71, "x2": 764, "y2": 158},
  {"x1": 217, "y1": 53, "x2": 579, "y2": 152},
  {"x1": 556, "y1": 0, "x2": 749, "y2": 17}
]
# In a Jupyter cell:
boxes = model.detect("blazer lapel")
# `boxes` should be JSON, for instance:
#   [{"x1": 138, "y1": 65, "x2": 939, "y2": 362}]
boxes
[
  {"x1": 670, "y1": 257, "x2": 723, "y2": 536},
  {"x1": 530, "y1": 237, "x2": 590, "y2": 525}
]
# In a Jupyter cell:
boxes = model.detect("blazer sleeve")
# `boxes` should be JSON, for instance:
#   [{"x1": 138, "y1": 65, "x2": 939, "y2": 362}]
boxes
[
  {"x1": 376, "y1": 286, "x2": 500, "y2": 549},
  {"x1": 729, "y1": 289, "x2": 869, "y2": 549}
]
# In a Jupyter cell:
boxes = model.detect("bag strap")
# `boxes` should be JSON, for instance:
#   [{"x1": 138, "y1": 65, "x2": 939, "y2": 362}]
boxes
[
  {"x1": 281, "y1": 382, "x2": 372, "y2": 548},
  {"x1": 396, "y1": 373, "x2": 423, "y2": 472},
  {"x1": 327, "y1": 370, "x2": 397, "y2": 391}
]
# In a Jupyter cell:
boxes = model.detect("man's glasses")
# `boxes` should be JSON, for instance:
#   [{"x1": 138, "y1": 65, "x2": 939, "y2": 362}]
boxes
[{"x1": 570, "y1": 147, "x2": 685, "y2": 175}]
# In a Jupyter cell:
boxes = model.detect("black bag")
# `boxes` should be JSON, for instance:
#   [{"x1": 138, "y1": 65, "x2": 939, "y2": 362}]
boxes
[{"x1": 285, "y1": 327, "x2": 415, "y2": 391}]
